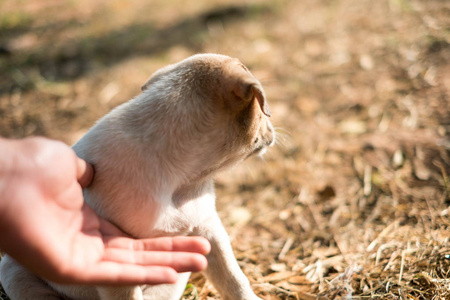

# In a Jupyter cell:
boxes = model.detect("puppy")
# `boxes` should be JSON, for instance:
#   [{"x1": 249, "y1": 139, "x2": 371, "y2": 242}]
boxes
[{"x1": 0, "y1": 54, "x2": 275, "y2": 300}]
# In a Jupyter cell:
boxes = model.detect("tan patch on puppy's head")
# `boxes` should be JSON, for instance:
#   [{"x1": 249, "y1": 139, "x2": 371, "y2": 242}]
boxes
[
  {"x1": 138, "y1": 54, "x2": 275, "y2": 183},
  {"x1": 187, "y1": 54, "x2": 275, "y2": 163},
  {"x1": 222, "y1": 58, "x2": 271, "y2": 118}
]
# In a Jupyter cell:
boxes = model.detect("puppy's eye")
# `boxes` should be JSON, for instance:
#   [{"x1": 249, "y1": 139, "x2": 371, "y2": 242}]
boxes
[{"x1": 254, "y1": 137, "x2": 259, "y2": 144}]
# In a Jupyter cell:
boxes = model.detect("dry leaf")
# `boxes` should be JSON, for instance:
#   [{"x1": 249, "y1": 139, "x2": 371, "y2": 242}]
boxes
[
  {"x1": 228, "y1": 207, "x2": 252, "y2": 226},
  {"x1": 276, "y1": 280, "x2": 311, "y2": 293},
  {"x1": 288, "y1": 275, "x2": 313, "y2": 285},
  {"x1": 263, "y1": 271, "x2": 296, "y2": 283},
  {"x1": 270, "y1": 263, "x2": 288, "y2": 272},
  {"x1": 339, "y1": 120, "x2": 367, "y2": 135},
  {"x1": 296, "y1": 291, "x2": 326, "y2": 300}
]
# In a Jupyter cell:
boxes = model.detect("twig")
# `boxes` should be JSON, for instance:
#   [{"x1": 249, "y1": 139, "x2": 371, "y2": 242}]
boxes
[
  {"x1": 367, "y1": 222, "x2": 398, "y2": 252},
  {"x1": 375, "y1": 243, "x2": 397, "y2": 265},
  {"x1": 399, "y1": 249, "x2": 419, "y2": 285},
  {"x1": 278, "y1": 235, "x2": 295, "y2": 260},
  {"x1": 363, "y1": 165, "x2": 372, "y2": 196}
]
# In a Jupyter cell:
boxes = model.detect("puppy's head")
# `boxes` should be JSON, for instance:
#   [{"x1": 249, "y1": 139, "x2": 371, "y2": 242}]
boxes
[
  {"x1": 215, "y1": 55, "x2": 275, "y2": 157},
  {"x1": 141, "y1": 54, "x2": 275, "y2": 178}
]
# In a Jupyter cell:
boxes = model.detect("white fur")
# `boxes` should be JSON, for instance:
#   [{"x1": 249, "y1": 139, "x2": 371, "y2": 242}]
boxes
[{"x1": 0, "y1": 54, "x2": 274, "y2": 300}]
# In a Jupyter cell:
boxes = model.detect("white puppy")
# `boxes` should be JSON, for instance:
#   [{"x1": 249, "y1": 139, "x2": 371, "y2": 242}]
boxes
[{"x1": 0, "y1": 54, "x2": 275, "y2": 300}]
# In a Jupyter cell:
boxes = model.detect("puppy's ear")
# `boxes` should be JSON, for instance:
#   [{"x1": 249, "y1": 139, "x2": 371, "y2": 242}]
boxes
[
  {"x1": 142, "y1": 72, "x2": 161, "y2": 91},
  {"x1": 142, "y1": 72, "x2": 162, "y2": 91},
  {"x1": 141, "y1": 78, "x2": 152, "y2": 91},
  {"x1": 141, "y1": 63, "x2": 178, "y2": 91},
  {"x1": 251, "y1": 83, "x2": 271, "y2": 117},
  {"x1": 233, "y1": 80, "x2": 271, "y2": 117}
]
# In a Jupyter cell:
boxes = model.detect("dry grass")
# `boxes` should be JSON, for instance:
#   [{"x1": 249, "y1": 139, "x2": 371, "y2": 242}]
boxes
[{"x1": 1, "y1": 0, "x2": 449, "y2": 299}]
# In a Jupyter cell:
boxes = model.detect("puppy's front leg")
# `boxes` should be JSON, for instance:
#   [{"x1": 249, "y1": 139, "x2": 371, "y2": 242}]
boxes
[{"x1": 198, "y1": 213, "x2": 261, "y2": 300}]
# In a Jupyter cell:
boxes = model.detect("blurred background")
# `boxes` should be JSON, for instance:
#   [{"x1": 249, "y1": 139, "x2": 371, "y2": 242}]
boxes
[{"x1": 0, "y1": 0, "x2": 449, "y2": 299}]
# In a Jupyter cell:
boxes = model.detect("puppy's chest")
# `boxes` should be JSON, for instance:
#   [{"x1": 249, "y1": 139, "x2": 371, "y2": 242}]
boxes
[{"x1": 152, "y1": 192, "x2": 215, "y2": 237}]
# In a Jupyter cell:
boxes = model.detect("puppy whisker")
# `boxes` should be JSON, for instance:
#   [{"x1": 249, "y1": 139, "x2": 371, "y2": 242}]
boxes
[{"x1": 273, "y1": 126, "x2": 291, "y2": 149}]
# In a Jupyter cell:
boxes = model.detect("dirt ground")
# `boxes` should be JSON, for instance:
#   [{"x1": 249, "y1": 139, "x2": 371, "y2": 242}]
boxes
[{"x1": 1, "y1": 0, "x2": 449, "y2": 299}]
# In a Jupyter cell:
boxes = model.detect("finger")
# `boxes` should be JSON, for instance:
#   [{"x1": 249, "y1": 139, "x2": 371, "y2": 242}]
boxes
[
  {"x1": 102, "y1": 248, "x2": 208, "y2": 273},
  {"x1": 104, "y1": 236, "x2": 211, "y2": 255},
  {"x1": 76, "y1": 158, "x2": 94, "y2": 188},
  {"x1": 61, "y1": 263, "x2": 179, "y2": 285}
]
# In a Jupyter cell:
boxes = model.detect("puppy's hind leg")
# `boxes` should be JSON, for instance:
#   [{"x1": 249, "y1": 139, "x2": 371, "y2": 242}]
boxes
[{"x1": 0, "y1": 255, "x2": 62, "y2": 300}]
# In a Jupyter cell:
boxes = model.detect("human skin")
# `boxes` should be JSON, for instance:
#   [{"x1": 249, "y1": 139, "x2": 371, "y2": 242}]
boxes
[{"x1": 0, "y1": 136, "x2": 210, "y2": 285}]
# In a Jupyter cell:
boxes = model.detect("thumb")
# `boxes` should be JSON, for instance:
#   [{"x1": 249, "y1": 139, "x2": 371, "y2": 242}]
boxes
[{"x1": 76, "y1": 158, "x2": 94, "y2": 188}]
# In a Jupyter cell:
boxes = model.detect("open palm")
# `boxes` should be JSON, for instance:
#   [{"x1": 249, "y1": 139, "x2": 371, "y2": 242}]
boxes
[{"x1": 0, "y1": 137, "x2": 210, "y2": 285}]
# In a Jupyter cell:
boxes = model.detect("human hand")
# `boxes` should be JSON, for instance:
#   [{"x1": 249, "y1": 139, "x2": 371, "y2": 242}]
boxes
[{"x1": 0, "y1": 137, "x2": 210, "y2": 285}]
